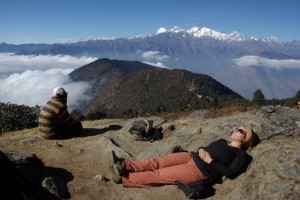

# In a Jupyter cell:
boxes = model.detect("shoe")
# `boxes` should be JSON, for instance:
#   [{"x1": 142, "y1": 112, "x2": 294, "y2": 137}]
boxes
[
  {"x1": 112, "y1": 161, "x2": 126, "y2": 176},
  {"x1": 110, "y1": 150, "x2": 126, "y2": 183},
  {"x1": 111, "y1": 150, "x2": 125, "y2": 164},
  {"x1": 111, "y1": 164, "x2": 122, "y2": 184}
]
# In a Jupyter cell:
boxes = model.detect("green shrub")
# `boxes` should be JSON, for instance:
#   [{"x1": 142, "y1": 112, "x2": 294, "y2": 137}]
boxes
[
  {"x1": 70, "y1": 109, "x2": 85, "y2": 122},
  {"x1": 85, "y1": 111, "x2": 107, "y2": 120},
  {"x1": 0, "y1": 102, "x2": 40, "y2": 133}
]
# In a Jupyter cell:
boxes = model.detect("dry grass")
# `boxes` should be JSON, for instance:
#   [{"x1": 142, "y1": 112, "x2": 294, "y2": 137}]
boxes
[{"x1": 159, "y1": 106, "x2": 251, "y2": 120}]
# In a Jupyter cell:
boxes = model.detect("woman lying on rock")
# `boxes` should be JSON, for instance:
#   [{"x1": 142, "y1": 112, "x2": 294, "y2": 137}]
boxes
[{"x1": 110, "y1": 125, "x2": 259, "y2": 188}]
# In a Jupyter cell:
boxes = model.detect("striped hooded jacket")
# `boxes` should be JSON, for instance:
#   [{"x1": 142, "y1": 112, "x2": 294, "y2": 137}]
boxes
[{"x1": 38, "y1": 95, "x2": 73, "y2": 136}]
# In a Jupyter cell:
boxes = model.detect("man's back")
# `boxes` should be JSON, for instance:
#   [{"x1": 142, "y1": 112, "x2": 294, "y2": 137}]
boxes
[{"x1": 38, "y1": 96, "x2": 72, "y2": 137}]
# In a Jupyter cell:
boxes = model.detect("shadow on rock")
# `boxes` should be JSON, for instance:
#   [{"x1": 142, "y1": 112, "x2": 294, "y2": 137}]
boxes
[
  {"x1": 198, "y1": 186, "x2": 216, "y2": 199},
  {"x1": 43, "y1": 167, "x2": 74, "y2": 199},
  {"x1": 78, "y1": 124, "x2": 123, "y2": 137}
]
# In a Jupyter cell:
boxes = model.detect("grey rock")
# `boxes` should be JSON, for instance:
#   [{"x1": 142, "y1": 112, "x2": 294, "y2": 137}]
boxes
[
  {"x1": 99, "y1": 136, "x2": 132, "y2": 160},
  {"x1": 260, "y1": 105, "x2": 277, "y2": 113},
  {"x1": 42, "y1": 176, "x2": 68, "y2": 198},
  {"x1": 19, "y1": 137, "x2": 40, "y2": 143},
  {"x1": 94, "y1": 174, "x2": 110, "y2": 183}
]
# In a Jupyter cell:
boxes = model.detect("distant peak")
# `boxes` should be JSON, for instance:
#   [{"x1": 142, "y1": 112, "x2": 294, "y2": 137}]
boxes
[
  {"x1": 262, "y1": 36, "x2": 281, "y2": 44},
  {"x1": 200, "y1": 27, "x2": 215, "y2": 33},
  {"x1": 170, "y1": 26, "x2": 185, "y2": 33},
  {"x1": 226, "y1": 31, "x2": 246, "y2": 41},
  {"x1": 156, "y1": 27, "x2": 167, "y2": 34},
  {"x1": 187, "y1": 26, "x2": 227, "y2": 40}
]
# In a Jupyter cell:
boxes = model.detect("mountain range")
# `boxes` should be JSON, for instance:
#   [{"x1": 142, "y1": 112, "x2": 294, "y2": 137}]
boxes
[{"x1": 1, "y1": 26, "x2": 300, "y2": 99}]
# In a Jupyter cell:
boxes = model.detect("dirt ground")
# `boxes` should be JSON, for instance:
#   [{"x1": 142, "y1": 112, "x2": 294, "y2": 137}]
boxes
[{"x1": 0, "y1": 119, "x2": 187, "y2": 200}]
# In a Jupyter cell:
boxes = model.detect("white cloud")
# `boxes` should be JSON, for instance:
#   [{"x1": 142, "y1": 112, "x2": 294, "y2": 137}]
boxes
[
  {"x1": 143, "y1": 61, "x2": 168, "y2": 68},
  {"x1": 141, "y1": 51, "x2": 169, "y2": 61},
  {"x1": 232, "y1": 56, "x2": 300, "y2": 70},
  {"x1": 140, "y1": 51, "x2": 169, "y2": 68},
  {"x1": 0, "y1": 53, "x2": 96, "y2": 75},
  {"x1": 0, "y1": 53, "x2": 97, "y2": 110}
]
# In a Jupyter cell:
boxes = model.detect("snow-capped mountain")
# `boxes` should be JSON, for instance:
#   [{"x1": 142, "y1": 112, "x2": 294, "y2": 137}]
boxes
[
  {"x1": 61, "y1": 26, "x2": 282, "y2": 44},
  {"x1": 156, "y1": 26, "x2": 279, "y2": 43},
  {"x1": 0, "y1": 26, "x2": 299, "y2": 100}
]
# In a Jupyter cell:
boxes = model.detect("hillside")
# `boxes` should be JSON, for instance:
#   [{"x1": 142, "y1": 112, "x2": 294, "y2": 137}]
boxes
[
  {"x1": 69, "y1": 58, "x2": 245, "y2": 117},
  {"x1": 1, "y1": 105, "x2": 299, "y2": 200},
  {"x1": 69, "y1": 58, "x2": 154, "y2": 95},
  {"x1": 88, "y1": 67, "x2": 244, "y2": 117}
]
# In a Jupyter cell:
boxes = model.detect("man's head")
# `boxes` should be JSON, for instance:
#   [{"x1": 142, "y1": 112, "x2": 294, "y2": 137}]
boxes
[{"x1": 53, "y1": 87, "x2": 68, "y2": 97}]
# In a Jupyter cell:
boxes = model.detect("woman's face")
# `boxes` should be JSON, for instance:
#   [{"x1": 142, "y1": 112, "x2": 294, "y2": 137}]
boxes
[{"x1": 231, "y1": 128, "x2": 246, "y2": 141}]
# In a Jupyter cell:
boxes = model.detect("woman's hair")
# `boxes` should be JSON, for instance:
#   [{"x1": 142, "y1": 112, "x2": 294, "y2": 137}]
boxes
[{"x1": 242, "y1": 131, "x2": 260, "y2": 151}]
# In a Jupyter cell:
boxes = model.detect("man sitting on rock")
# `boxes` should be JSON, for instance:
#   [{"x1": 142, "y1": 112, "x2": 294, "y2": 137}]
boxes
[{"x1": 38, "y1": 87, "x2": 82, "y2": 139}]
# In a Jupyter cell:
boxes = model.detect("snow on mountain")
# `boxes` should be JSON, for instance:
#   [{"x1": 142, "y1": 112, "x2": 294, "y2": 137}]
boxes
[
  {"x1": 169, "y1": 26, "x2": 185, "y2": 33},
  {"x1": 85, "y1": 36, "x2": 116, "y2": 41},
  {"x1": 262, "y1": 36, "x2": 281, "y2": 44},
  {"x1": 187, "y1": 27, "x2": 227, "y2": 40},
  {"x1": 155, "y1": 26, "x2": 282, "y2": 43},
  {"x1": 63, "y1": 26, "x2": 283, "y2": 44},
  {"x1": 61, "y1": 36, "x2": 116, "y2": 43},
  {"x1": 225, "y1": 31, "x2": 247, "y2": 42},
  {"x1": 156, "y1": 27, "x2": 167, "y2": 34}
]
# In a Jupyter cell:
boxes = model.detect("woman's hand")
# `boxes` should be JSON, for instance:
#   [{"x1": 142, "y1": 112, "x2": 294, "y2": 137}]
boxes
[
  {"x1": 198, "y1": 148, "x2": 206, "y2": 159},
  {"x1": 198, "y1": 148, "x2": 213, "y2": 164}
]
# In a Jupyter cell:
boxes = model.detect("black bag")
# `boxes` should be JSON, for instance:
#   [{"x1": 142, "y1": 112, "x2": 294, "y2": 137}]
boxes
[
  {"x1": 176, "y1": 179, "x2": 215, "y2": 199},
  {"x1": 176, "y1": 180, "x2": 206, "y2": 199}
]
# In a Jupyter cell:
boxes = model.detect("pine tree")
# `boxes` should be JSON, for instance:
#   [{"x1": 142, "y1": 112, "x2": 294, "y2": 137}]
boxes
[{"x1": 252, "y1": 89, "x2": 266, "y2": 106}]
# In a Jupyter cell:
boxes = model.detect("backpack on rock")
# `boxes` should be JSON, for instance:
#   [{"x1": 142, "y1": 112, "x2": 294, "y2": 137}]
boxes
[{"x1": 129, "y1": 119, "x2": 162, "y2": 142}]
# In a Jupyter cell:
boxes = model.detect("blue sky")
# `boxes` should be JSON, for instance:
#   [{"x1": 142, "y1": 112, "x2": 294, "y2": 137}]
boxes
[
  {"x1": 1, "y1": 0, "x2": 300, "y2": 44},
  {"x1": 1, "y1": 0, "x2": 299, "y2": 44}
]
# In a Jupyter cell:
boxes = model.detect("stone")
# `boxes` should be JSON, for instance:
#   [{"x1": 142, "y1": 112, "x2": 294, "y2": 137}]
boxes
[{"x1": 42, "y1": 176, "x2": 68, "y2": 198}]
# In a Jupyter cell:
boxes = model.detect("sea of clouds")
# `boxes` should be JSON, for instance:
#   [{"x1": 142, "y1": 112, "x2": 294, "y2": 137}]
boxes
[
  {"x1": 232, "y1": 56, "x2": 300, "y2": 69},
  {"x1": 0, "y1": 53, "x2": 97, "y2": 110}
]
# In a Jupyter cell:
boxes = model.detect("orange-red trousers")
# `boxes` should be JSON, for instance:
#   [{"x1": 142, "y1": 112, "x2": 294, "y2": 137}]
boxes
[{"x1": 122, "y1": 152, "x2": 207, "y2": 187}]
